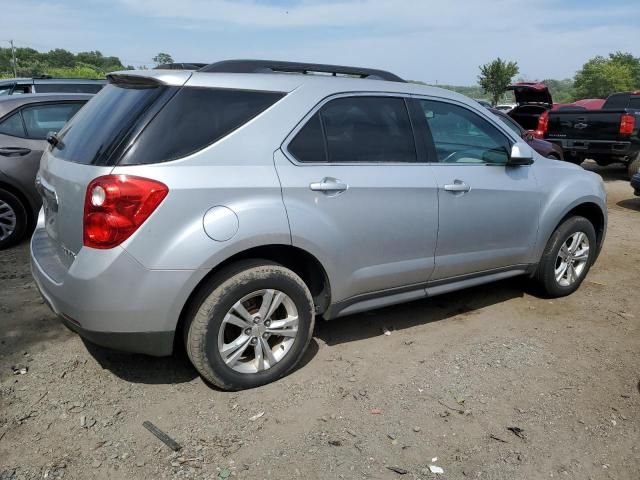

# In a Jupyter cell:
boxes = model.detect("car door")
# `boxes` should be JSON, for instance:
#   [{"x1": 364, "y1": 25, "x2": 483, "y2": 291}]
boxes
[
  {"x1": 411, "y1": 97, "x2": 541, "y2": 280},
  {"x1": 275, "y1": 94, "x2": 439, "y2": 304},
  {"x1": 0, "y1": 102, "x2": 85, "y2": 208}
]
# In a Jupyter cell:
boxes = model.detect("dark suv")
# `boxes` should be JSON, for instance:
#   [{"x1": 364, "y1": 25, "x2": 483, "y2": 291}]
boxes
[
  {"x1": 0, "y1": 93, "x2": 92, "y2": 248},
  {"x1": 0, "y1": 77, "x2": 106, "y2": 96}
]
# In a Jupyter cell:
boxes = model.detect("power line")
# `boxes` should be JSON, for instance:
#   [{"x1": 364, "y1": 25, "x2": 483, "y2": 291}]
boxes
[{"x1": 2, "y1": 40, "x2": 17, "y2": 76}]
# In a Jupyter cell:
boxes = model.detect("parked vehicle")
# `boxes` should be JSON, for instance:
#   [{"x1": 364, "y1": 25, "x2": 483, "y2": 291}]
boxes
[
  {"x1": 0, "y1": 77, "x2": 105, "y2": 96},
  {"x1": 632, "y1": 171, "x2": 640, "y2": 196},
  {"x1": 540, "y1": 91, "x2": 640, "y2": 176},
  {"x1": 507, "y1": 82, "x2": 552, "y2": 131},
  {"x1": 489, "y1": 108, "x2": 563, "y2": 159},
  {"x1": 154, "y1": 62, "x2": 207, "y2": 70},
  {"x1": 495, "y1": 104, "x2": 516, "y2": 112},
  {"x1": 0, "y1": 93, "x2": 92, "y2": 248},
  {"x1": 31, "y1": 60, "x2": 607, "y2": 390}
]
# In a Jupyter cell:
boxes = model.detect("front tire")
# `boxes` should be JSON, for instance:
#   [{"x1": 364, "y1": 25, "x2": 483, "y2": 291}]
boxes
[
  {"x1": 0, "y1": 189, "x2": 27, "y2": 250},
  {"x1": 184, "y1": 260, "x2": 315, "y2": 390},
  {"x1": 534, "y1": 216, "x2": 597, "y2": 298}
]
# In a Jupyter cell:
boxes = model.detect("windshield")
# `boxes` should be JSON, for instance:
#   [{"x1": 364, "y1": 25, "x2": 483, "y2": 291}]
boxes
[{"x1": 496, "y1": 113, "x2": 524, "y2": 135}]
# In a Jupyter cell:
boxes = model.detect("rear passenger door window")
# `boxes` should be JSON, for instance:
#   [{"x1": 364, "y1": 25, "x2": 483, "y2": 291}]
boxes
[
  {"x1": 288, "y1": 96, "x2": 417, "y2": 163},
  {"x1": 418, "y1": 100, "x2": 510, "y2": 165},
  {"x1": 21, "y1": 103, "x2": 84, "y2": 139}
]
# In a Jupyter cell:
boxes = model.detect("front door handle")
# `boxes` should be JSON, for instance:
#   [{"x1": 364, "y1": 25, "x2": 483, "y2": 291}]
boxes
[
  {"x1": 0, "y1": 147, "x2": 32, "y2": 157},
  {"x1": 309, "y1": 177, "x2": 349, "y2": 194},
  {"x1": 443, "y1": 180, "x2": 470, "y2": 193}
]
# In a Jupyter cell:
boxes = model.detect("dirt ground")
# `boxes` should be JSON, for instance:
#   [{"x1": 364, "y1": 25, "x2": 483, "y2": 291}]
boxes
[{"x1": 0, "y1": 161, "x2": 638, "y2": 480}]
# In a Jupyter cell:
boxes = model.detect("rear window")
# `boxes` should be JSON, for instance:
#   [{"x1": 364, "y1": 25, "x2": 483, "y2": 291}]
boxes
[
  {"x1": 53, "y1": 83, "x2": 173, "y2": 165},
  {"x1": 603, "y1": 93, "x2": 629, "y2": 110},
  {"x1": 628, "y1": 96, "x2": 640, "y2": 109},
  {"x1": 53, "y1": 82, "x2": 284, "y2": 165},
  {"x1": 120, "y1": 87, "x2": 284, "y2": 165}
]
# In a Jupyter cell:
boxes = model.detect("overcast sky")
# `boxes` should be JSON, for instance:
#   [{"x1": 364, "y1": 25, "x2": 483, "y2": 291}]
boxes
[{"x1": 3, "y1": 0, "x2": 639, "y2": 85}]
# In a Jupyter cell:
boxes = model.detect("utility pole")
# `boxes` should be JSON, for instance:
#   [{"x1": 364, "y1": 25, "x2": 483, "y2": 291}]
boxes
[{"x1": 9, "y1": 40, "x2": 17, "y2": 77}]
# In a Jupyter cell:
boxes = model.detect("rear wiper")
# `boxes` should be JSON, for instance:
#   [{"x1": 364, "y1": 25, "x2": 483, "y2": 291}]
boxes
[{"x1": 46, "y1": 131, "x2": 61, "y2": 148}]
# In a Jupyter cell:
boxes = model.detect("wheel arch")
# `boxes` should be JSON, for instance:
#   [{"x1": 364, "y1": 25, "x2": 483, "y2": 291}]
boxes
[
  {"x1": 539, "y1": 200, "x2": 606, "y2": 264},
  {"x1": 175, "y1": 244, "x2": 331, "y2": 347},
  {"x1": 0, "y1": 179, "x2": 35, "y2": 228}
]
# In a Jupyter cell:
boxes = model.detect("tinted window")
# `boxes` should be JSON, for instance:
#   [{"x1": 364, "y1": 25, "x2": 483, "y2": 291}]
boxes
[
  {"x1": 628, "y1": 97, "x2": 640, "y2": 109},
  {"x1": 419, "y1": 100, "x2": 510, "y2": 164},
  {"x1": 0, "y1": 111, "x2": 26, "y2": 137},
  {"x1": 603, "y1": 93, "x2": 628, "y2": 110},
  {"x1": 22, "y1": 103, "x2": 84, "y2": 139},
  {"x1": 0, "y1": 84, "x2": 13, "y2": 96},
  {"x1": 288, "y1": 112, "x2": 326, "y2": 163},
  {"x1": 36, "y1": 83, "x2": 104, "y2": 94},
  {"x1": 121, "y1": 88, "x2": 284, "y2": 164},
  {"x1": 53, "y1": 83, "x2": 173, "y2": 165},
  {"x1": 319, "y1": 96, "x2": 416, "y2": 163}
]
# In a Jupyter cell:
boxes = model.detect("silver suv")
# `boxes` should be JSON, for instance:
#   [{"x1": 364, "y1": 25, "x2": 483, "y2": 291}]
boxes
[{"x1": 31, "y1": 60, "x2": 607, "y2": 390}]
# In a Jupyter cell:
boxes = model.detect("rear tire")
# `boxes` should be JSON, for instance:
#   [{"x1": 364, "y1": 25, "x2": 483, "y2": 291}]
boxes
[
  {"x1": 0, "y1": 188, "x2": 27, "y2": 250},
  {"x1": 628, "y1": 154, "x2": 640, "y2": 179},
  {"x1": 184, "y1": 260, "x2": 315, "y2": 391},
  {"x1": 534, "y1": 216, "x2": 597, "y2": 298}
]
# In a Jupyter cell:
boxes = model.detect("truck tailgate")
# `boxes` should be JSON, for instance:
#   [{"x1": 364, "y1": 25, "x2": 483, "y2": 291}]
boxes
[{"x1": 547, "y1": 110, "x2": 623, "y2": 141}]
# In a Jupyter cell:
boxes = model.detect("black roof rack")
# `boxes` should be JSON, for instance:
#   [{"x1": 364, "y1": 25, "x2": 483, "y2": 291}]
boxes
[
  {"x1": 198, "y1": 60, "x2": 405, "y2": 82},
  {"x1": 155, "y1": 62, "x2": 208, "y2": 70}
]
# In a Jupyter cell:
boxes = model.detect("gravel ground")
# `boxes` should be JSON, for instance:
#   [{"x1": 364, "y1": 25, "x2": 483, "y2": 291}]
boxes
[{"x1": 1, "y1": 161, "x2": 638, "y2": 480}]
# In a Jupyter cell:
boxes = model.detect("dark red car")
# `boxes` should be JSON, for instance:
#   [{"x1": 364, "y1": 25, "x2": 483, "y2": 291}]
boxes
[
  {"x1": 506, "y1": 82, "x2": 552, "y2": 131},
  {"x1": 489, "y1": 108, "x2": 564, "y2": 159}
]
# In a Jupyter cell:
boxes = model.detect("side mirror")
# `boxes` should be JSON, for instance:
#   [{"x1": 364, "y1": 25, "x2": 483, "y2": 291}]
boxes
[{"x1": 508, "y1": 143, "x2": 534, "y2": 166}]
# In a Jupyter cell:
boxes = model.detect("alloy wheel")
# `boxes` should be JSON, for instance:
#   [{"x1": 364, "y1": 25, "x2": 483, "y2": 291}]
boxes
[
  {"x1": 555, "y1": 231, "x2": 590, "y2": 287},
  {"x1": 0, "y1": 199, "x2": 17, "y2": 242},
  {"x1": 217, "y1": 289, "x2": 299, "y2": 374}
]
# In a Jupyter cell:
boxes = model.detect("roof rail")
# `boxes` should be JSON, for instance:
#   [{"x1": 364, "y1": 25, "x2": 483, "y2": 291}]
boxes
[
  {"x1": 155, "y1": 62, "x2": 208, "y2": 70},
  {"x1": 198, "y1": 60, "x2": 405, "y2": 82}
]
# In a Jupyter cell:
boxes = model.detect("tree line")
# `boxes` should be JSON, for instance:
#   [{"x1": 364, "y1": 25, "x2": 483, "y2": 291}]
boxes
[
  {"x1": 0, "y1": 48, "x2": 177, "y2": 79},
  {"x1": 2, "y1": 46, "x2": 638, "y2": 105},
  {"x1": 477, "y1": 52, "x2": 640, "y2": 105}
]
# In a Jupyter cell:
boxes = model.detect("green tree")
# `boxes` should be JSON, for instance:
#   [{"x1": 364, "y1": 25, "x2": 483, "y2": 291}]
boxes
[
  {"x1": 608, "y1": 51, "x2": 640, "y2": 87},
  {"x1": 152, "y1": 52, "x2": 173, "y2": 66},
  {"x1": 47, "y1": 48, "x2": 75, "y2": 68},
  {"x1": 478, "y1": 58, "x2": 519, "y2": 106},
  {"x1": 574, "y1": 55, "x2": 635, "y2": 98},
  {"x1": 541, "y1": 78, "x2": 575, "y2": 103}
]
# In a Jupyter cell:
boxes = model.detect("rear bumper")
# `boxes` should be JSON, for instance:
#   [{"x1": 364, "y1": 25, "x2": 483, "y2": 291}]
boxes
[
  {"x1": 58, "y1": 310, "x2": 174, "y2": 356},
  {"x1": 547, "y1": 139, "x2": 636, "y2": 160},
  {"x1": 30, "y1": 225, "x2": 205, "y2": 356}
]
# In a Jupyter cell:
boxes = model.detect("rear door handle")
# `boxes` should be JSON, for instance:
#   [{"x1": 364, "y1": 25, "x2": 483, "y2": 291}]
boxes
[
  {"x1": 309, "y1": 177, "x2": 349, "y2": 194},
  {"x1": 443, "y1": 180, "x2": 470, "y2": 193},
  {"x1": 0, "y1": 147, "x2": 31, "y2": 157}
]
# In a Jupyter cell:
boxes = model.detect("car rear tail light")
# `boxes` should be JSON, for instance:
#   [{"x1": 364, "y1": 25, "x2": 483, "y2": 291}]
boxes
[
  {"x1": 619, "y1": 114, "x2": 635, "y2": 135},
  {"x1": 83, "y1": 175, "x2": 168, "y2": 249},
  {"x1": 535, "y1": 110, "x2": 549, "y2": 137}
]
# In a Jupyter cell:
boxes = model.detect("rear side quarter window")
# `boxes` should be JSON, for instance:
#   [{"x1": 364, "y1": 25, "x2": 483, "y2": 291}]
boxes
[
  {"x1": 120, "y1": 88, "x2": 285, "y2": 165},
  {"x1": 0, "y1": 111, "x2": 26, "y2": 137}
]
